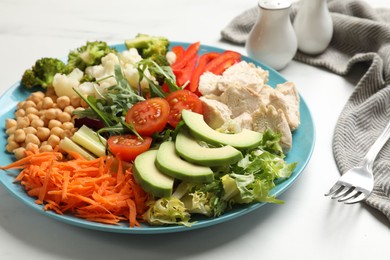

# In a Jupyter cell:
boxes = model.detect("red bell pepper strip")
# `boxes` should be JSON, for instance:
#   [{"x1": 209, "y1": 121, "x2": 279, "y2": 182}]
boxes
[
  {"x1": 187, "y1": 52, "x2": 220, "y2": 92},
  {"x1": 204, "y1": 50, "x2": 241, "y2": 74},
  {"x1": 210, "y1": 58, "x2": 239, "y2": 75},
  {"x1": 171, "y1": 42, "x2": 201, "y2": 70},
  {"x1": 174, "y1": 54, "x2": 198, "y2": 87},
  {"x1": 171, "y1": 46, "x2": 185, "y2": 66}
]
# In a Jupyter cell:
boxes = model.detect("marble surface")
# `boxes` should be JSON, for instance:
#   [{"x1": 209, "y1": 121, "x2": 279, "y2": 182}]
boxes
[{"x1": 1, "y1": 0, "x2": 390, "y2": 259}]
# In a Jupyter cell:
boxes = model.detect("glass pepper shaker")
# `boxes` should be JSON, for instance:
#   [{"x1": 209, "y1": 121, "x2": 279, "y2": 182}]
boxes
[{"x1": 245, "y1": 0, "x2": 297, "y2": 71}]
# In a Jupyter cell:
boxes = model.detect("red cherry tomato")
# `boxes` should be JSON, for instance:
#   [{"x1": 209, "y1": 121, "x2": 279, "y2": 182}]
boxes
[
  {"x1": 165, "y1": 90, "x2": 203, "y2": 127},
  {"x1": 108, "y1": 135, "x2": 152, "y2": 162},
  {"x1": 125, "y1": 97, "x2": 170, "y2": 136}
]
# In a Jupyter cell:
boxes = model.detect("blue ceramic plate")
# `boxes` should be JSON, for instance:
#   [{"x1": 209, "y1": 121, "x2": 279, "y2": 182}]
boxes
[{"x1": 0, "y1": 42, "x2": 315, "y2": 234}]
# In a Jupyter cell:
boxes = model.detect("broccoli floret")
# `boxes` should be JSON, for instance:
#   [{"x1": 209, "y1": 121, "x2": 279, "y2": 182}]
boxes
[
  {"x1": 67, "y1": 41, "x2": 117, "y2": 71},
  {"x1": 125, "y1": 34, "x2": 169, "y2": 60},
  {"x1": 21, "y1": 57, "x2": 69, "y2": 88}
]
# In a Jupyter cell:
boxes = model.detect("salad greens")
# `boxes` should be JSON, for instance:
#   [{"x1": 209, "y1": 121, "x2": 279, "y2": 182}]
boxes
[{"x1": 143, "y1": 129, "x2": 297, "y2": 226}]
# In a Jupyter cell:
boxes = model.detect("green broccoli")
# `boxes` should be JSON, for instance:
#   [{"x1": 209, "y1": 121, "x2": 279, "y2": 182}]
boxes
[
  {"x1": 21, "y1": 57, "x2": 69, "y2": 88},
  {"x1": 125, "y1": 34, "x2": 169, "y2": 61},
  {"x1": 67, "y1": 41, "x2": 117, "y2": 71}
]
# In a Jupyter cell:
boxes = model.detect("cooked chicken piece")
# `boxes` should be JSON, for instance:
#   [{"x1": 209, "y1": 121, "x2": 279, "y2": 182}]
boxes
[
  {"x1": 233, "y1": 112, "x2": 253, "y2": 130},
  {"x1": 220, "y1": 85, "x2": 262, "y2": 117},
  {"x1": 252, "y1": 105, "x2": 292, "y2": 152},
  {"x1": 200, "y1": 97, "x2": 232, "y2": 129},
  {"x1": 198, "y1": 72, "x2": 223, "y2": 96},
  {"x1": 258, "y1": 82, "x2": 300, "y2": 131},
  {"x1": 219, "y1": 61, "x2": 269, "y2": 93},
  {"x1": 275, "y1": 81, "x2": 300, "y2": 131},
  {"x1": 219, "y1": 112, "x2": 253, "y2": 133}
]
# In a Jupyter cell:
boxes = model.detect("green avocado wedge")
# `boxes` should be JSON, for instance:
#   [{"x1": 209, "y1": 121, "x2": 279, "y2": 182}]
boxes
[
  {"x1": 156, "y1": 141, "x2": 214, "y2": 183},
  {"x1": 133, "y1": 149, "x2": 174, "y2": 198},
  {"x1": 175, "y1": 127, "x2": 243, "y2": 166},
  {"x1": 181, "y1": 110, "x2": 262, "y2": 150}
]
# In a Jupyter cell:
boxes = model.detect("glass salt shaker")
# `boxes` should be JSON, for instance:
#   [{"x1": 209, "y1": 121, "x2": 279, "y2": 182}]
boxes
[
  {"x1": 245, "y1": 0, "x2": 297, "y2": 71},
  {"x1": 293, "y1": 0, "x2": 333, "y2": 55}
]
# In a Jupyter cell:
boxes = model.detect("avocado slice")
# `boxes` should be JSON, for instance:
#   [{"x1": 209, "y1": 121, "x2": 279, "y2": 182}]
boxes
[
  {"x1": 175, "y1": 127, "x2": 243, "y2": 166},
  {"x1": 156, "y1": 141, "x2": 214, "y2": 183},
  {"x1": 133, "y1": 149, "x2": 174, "y2": 198},
  {"x1": 181, "y1": 110, "x2": 262, "y2": 150}
]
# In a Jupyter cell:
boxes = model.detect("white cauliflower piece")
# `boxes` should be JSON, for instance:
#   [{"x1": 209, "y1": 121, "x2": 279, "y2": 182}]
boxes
[
  {"x1": 119, "y1": 48, "x2": 142, "y2": 66},
  {"x1": 52, "y1": 68, "x2": 83, "y2": 97},
  {"x1": 166, "y1": 51, "x2": 176, "y2": 65},
  {"x1": 84, "y1": 53, "x2": 120, "y2": 97}
]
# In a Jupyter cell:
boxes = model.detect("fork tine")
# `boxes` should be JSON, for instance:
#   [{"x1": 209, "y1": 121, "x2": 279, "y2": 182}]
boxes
[
  {"x1": 344, "y1": 192, "x2": 366, "y2": 204},
  {"x1": 331, "y1": 186, "x2": 352, "y2": 199},
  {"x1": 324, "y1": 183, "x2": 342, "y2": 196},
  {"x1": 337, "y1": 189, "x2": 359, "y2": 202}
]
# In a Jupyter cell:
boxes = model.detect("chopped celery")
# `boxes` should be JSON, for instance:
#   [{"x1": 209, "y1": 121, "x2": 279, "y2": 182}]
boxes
[
  {"x1": 71, "y1": 125, "x2": 107, "y2": 157},
  {"x1": 59, "y1": 137, "x2": 96, "y2": 160}
]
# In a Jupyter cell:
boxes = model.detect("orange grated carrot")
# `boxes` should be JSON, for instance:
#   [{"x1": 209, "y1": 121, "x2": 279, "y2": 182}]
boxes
[{"x1": 0, "y1": 150, "x2": 149, "y2": 227}]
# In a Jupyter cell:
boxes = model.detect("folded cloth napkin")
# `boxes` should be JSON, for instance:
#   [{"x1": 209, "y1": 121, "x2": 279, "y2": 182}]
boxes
[{"x1": 221, "y1": 0, "x2": 390, "y2": 222}]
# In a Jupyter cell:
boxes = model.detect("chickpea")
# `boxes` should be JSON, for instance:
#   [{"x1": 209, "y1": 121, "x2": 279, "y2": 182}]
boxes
[
  {"x1": 64, "y1": 105, "x2": 75, "y2": 115},
  {"x1": 61, "y1": 122, "x2": 74, "y2": 131},
  {"x1": 63, "y1": 129, "x2": 73, "y2": 138},
  {"x1": 45, "y1": 108, "x2": 57, "y2": 120},
  {"x1": 13, "y1": 147, "x2": 26, "y2": 160},
  {"x1": 6, "y1": 140, "x2": 19, "y2": 153},
  {"x1": 36, "y1": 101, "x2": 43, "y2": 111},
  {"x1": 14, "y1": 129, "x2": 26, "y2": 143},
  {"x1": 24, "y1": 127, "x2": 37, "y2": 135},
  {"x1": 30, "y1": 91, "x2": 45, "y2": 104},
  {"x1": 6, "y1": 126, "x2": 16, "y2": 136},
  {"x1": 5, "y1": 118, "x2": 17, "y2": 129},
  {"x1": 27, "y1": 113, "x2": 40, "y2": 122},
  {"x1": 80, "y1": 98, "x2": 89, "y2": 108},
  {"x1": 70, "y1": 96, "x2": 81, "y2": 108},
  {"x1": 23, "y1": 100, "x2": 36, "y2": 109},
  {"x1": 50, "y1": 126, "x2": 65, "y2": 138},
  {"x1": 16, "y1": 117, "x2": 30, "y2": 128},
  {"x1": 25, "y1": 106, "x2": 39, "y2": 115},
  {"x1": 25, "y1": 133, "x2": 40, "y2": 146},
  {"x1": 31, "y1": 118, "x2": 44, "y2": 128},
  {"x1": 14, "y1": 109, "x2": 26, "y2": 117},
  {"x1": 17, "y1": 101, "x2": 26, "y2": 110},
  {"x1": 39, "y1": 144, "x2": 53, "y2": 153},
  {"x1": 48, "y1": 119, "x2": 62, "y2": 129},
  {"x1": 56, "y1": 96, "x2": 71, "y2": 110},
  {"x1": 7, "y1": 134, "x2": 15, "y2": 142},
  {"x1": 36, "y1": 127, "x2": 50, "y2": 141},
  {"x1": 42, "y1": 96, "x2": 54, "y2": 109},
  {"x1": 25, "y1": 143, "x2": 38, "y2": 152},
  {"x1": 57, "y1": 111, "x2": 71, "y2": 123},
  {"x1": 47, "y1": 135, "x2": 60, "y2": 147}
]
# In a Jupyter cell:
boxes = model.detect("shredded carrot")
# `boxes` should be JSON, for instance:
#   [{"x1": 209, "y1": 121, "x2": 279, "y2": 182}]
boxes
[{"x1": 0, "y1": 147, "x2": 149, "y2": 227}]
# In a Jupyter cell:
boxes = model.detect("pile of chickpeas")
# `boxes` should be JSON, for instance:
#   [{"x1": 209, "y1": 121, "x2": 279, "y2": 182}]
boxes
[{"x1": 5, "y1": 87, "x2": 86, "y2": 160}]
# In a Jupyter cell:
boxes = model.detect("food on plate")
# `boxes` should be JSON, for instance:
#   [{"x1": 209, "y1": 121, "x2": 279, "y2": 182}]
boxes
[
  {"x1": 198, "y1": 61, "x2": 300, "y2": 152},
  {"x1": 1, "y1": 34, "x2": 300, "y2": 228}
]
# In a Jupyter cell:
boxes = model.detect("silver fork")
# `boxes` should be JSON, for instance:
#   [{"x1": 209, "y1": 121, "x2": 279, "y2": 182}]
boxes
[{"x1": 325, "y1": 119, "x2": 390, "y2": 204}]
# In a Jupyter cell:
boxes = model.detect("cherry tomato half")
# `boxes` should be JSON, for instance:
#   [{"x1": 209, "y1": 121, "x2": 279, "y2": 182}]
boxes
[
  {"x1": 108, "y1": 135, "x2": 152, "y2": 162},
  {"x1": 165, "y1": 89, "x2": 203, "y2": 128},
  {"x1": 125, "y1": 97, "x2": 170, "y2": 136}
]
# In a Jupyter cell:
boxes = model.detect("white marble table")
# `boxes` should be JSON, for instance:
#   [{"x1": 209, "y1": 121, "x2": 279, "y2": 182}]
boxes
[{"x1": 0, "y1": 0, "x2": 389, "y2": 259}]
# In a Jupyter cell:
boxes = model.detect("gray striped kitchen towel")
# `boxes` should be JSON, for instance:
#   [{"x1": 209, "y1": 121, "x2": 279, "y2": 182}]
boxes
[{"x1": 221, "y1": 0, "x2": 390, "y2": 223}]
